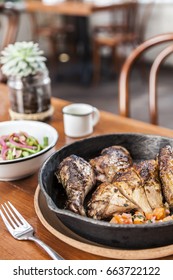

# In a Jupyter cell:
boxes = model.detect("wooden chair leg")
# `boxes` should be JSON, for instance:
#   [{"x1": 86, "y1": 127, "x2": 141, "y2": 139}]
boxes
[
  {"x1": 92, "y1": 41, "x2": 101, "y2": 85},
  {"x1": 3, "y1": 12, "x2": 19, "y2": 48},
  {"x1": 48, "y1": 36, "x2": 58, "y2": 59},
  {"x1": 112, "y1": 45, "x2": 124, "y2": 76},
  {"x1": 0, "y1": 11, "x2": 20, "y2": 83}
]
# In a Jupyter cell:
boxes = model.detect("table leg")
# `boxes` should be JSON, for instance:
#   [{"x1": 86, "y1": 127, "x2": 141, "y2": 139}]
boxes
[
  {"x1": 56, "y1": 15, "x2": 92, "y2": 86},
  {"x1": 74, "y1": 16, "x2": 92, "y2": 85}
]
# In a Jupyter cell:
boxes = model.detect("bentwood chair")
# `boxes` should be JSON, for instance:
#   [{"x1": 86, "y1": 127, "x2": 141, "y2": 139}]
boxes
[
  {"x1": 118, "y1": 33, "x2": 173, "y2": 125},
  {"x1": 92, "y1": 1, "x2": 153, "y2": 84},
  {"x1": 0, "y1": 5, "x2": 20, "y2": 82},
  {"x1": 0, "y1": 5, "x2": 19, "y2": 49}
]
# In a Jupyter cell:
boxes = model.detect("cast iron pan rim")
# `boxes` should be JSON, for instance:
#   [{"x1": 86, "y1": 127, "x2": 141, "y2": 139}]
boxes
[{"x1": 41, "y1": 132, "x2": 173, "y2": 156}]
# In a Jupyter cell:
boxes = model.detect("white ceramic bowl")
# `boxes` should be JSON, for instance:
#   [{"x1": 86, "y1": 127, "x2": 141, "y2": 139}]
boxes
[{"x1": 0, "y1": 120, "x2": 58, "y2": 181}]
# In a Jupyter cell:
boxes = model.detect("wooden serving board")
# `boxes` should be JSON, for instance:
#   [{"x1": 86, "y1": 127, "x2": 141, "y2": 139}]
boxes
[{"x1": 34, "y1": 186, "x2": 173, "y2": 260}]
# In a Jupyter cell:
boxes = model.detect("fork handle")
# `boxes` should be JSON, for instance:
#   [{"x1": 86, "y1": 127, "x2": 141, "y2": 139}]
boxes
[{"x1": 28, "y1": 236, "x2": 64, "y2": 260}]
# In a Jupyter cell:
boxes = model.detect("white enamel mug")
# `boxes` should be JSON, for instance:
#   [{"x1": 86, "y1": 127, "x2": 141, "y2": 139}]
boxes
[
  {"x1": 62, "y1": 103, "x2": 100, "y2": 138},
  {"x1": 42, "y1": 0, "x2": 64, "y2": 5}
]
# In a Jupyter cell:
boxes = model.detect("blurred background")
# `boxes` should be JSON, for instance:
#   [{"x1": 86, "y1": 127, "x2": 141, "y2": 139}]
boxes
[{"x1": 1, "y1": 0, "x2": 173, "y2": 128}]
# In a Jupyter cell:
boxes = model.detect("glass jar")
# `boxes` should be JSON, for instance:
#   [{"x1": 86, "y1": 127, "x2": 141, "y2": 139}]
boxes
[{"x1": 8, "y1": 70, "x2": 51, "y2": 115}]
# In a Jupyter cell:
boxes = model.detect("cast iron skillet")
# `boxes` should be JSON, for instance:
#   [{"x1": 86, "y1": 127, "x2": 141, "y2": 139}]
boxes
[{"x1": 39, "y1": 133, "x2": 173, "y2": 249}]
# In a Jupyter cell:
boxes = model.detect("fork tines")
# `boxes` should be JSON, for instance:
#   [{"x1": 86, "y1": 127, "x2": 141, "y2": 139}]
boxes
[
  {"x1": 0, "y1": 201, "x2": 63, "y2": 259},
  {"x1": 0, "y1": 201, "x2": 29, "y2": 233}
]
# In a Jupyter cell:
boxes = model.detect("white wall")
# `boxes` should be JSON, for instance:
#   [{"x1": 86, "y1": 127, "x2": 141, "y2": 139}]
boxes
[{"x1": 142, "y1": 3, "x2": 173, "y2": 64}]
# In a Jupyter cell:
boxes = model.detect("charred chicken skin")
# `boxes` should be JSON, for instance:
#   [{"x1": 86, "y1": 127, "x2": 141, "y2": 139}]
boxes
[
  {"x1": 158, "y1": 145, "x2": 173, "y2": 207},
  {"x1": 112, "y1": 167, "x2": 152, "y2": 214},
  {"x1": 55, "y1": 154, "x2": 96, "y2": 216},
  {"x1": 87, "y1": 182, "x2": 138, "y2": 220},
  {"x1": 89, "y1": 145, "x2": 133, "y2": 183},
  {"x1": 134, "y1": 159, "x2": 164, "y2": 209},
  {"x1": 55, "y1": 144, "x2": 173, "y2": 222}
]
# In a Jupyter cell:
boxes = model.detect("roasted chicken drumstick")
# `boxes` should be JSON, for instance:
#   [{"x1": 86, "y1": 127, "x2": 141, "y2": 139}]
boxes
[{"x1": 55, "y1": 154, "x2": 96, "y2": 216}]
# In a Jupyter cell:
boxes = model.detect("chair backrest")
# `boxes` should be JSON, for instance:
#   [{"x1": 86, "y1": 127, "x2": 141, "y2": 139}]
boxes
[
  {"x1": 0, "y1": 5, "x2": 20, "y2": 82},
  {"x1": 124, "y1": 1, "x2": 138, "y2": 34},
  {"x1": 0, "y1": 6, "x2": 19, "y2": 50},
  {"x1": 93, "y1": 1, "x2": 154, "y2": 48},
  {"x1": 118, "y1": 33, "x2": 173, "y2": 125},
  {"x1": 93, "y1": 1, "x2": 138, "y2": 34},
  {"x1": 111, "y1": 1, "x2": 138, "y2": 34},
  {"x1": 134, "y1": 1, "x2": 154, "y2": 44}
]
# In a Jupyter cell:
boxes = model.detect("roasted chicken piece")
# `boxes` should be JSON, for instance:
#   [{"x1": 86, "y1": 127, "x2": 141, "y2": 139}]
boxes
[
  {"x1": 89, "y1": 145, "x2": 133, "y2": 183},
  {"x1": 87, "y1": 182, "x2": 138, "y2": 220},
  {"x1": 158, "y1": 145, "x2": 173, "y2": 207},
  {"x1": 55, "y1": 154, "x2": 96, "y2": 216},
  {"x1": 134, "y1": 160, "x2": 164, "y2": 209},
  {"x1": 112, "y1": 167, "x2": 152, "y2": 214}
]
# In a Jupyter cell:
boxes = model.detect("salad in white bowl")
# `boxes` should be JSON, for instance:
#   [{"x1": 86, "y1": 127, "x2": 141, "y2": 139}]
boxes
[{"x1": 0, "y1": 120, "x2": 58, "y2": 181}]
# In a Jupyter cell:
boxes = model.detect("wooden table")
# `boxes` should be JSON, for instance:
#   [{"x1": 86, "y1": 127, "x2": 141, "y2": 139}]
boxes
[
  {"x1": 1, "y1": 83, "x2": 173, "y2": 260},
  {"x1": 26, "y1": 0, "x2": 94, "y2": 17},
  {"x1": 25, "y1": 1, "x2": 129, "y2": 17}
]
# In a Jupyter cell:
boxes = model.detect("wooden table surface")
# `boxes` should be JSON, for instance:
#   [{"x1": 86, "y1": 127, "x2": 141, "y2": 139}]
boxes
[
  {"x1": 26, "y1": 0, "x2": 94, "y2": 16},
  {"x1": 25, "y1": 0, "x2": 130, "y2": 17},
  {"x1": 1, "y1": 83, "x2": 173, "y2": 260}
]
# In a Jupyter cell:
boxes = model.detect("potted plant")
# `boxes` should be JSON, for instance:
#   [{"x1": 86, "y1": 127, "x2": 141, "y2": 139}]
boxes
[{"x1": 0, "y1": 41, "x2": 53, "y2": 120}]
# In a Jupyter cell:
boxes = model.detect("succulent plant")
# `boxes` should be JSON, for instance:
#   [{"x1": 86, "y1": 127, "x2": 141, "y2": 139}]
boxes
[{"x1": 0, "y1": 41, "x2": 47, "y2": 78}]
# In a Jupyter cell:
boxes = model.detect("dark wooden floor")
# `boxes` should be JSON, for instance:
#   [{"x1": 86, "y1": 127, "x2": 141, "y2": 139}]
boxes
[{"x1": 49, "y1": 58, "x2": 173, "y2": 129}]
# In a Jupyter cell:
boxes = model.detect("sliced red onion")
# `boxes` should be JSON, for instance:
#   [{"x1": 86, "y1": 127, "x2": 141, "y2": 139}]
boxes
[{"x1": 9, "y1": 138, "x2": 35, "y2": 149}]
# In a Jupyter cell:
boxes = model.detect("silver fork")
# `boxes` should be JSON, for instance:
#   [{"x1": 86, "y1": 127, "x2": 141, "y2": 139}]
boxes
[{"x1": 0, "y1": 201, "x2": 64, "y2": 260}]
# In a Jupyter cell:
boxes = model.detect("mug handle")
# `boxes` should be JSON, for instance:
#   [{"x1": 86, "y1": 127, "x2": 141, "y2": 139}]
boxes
[{"x1": 92, "y1": 107, "x2": 100, "y2": 126}]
